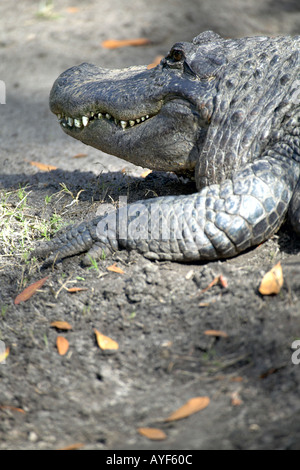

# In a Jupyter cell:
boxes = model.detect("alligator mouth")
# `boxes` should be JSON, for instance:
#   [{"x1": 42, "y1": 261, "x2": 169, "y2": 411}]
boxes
[
  {"x1": 56, "y1": 110, "x2": 154, "y2": 131},
  {"x1": 52, "y1": 97, "x2": 202, "y2": 174}
]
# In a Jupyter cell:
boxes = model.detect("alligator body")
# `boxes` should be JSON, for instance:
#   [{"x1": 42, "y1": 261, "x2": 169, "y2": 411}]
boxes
[{"x1": 36, "y1": 31, "x2": 300, "y2": 265}]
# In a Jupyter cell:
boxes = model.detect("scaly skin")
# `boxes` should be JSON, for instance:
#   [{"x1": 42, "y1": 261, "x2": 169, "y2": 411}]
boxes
[{"x1": 35, "y1": 31, "x2": 300, "y2": 265}]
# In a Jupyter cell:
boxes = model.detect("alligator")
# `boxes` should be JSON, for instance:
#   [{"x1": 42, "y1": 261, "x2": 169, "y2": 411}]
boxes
[{"x1": 35, "y1": 31, "x2": 300, "y2": 265}]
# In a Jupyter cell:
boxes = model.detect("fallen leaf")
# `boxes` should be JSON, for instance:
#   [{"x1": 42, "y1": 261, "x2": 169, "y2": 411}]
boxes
[
  {"x1": 58, "y1": 442, "x2": 84, "y2": 450},
  {"x1": 260, "y1": 367, "x2": 281, "y2": 379},
  {"x1": 165, "y1": 396, "x2": 210, "y2": 422},
  {"x1": 204, "y1": 329, "x2": 228, "y2": 338},
  {"x1": 50, "y1": 321, "x2": 73, "y2": 331},
  {"x1": 200, "y1": 275, "x2": 227, "y2": 294},
  {"x1": 67, "y1": 287, "x2": 88, "y2": 293},
  {"x1": 14, "y1": 276, "x2": 49, "y2": 305},
  {"x1": 102, "y1": 38, "x2": 150, "y2": 49},
  {"x1": 66, "y1": 7, "x2": 79, "y2": 13},
  {"x1": 203, "y1": 276, "x2": 219, "y2": 291},
  {"x1": 0, "y1": 405, "x2": 25, "y2": 414},
  {"x1": 258, "y1": 262, "x2": 283, "y2": 295},
  {"x1": 219, "y1": 274, "x2": 228, "y2": 288},
  {"x1": 107, "y1": 263, "x2": 125, "y2": 274},
  {"x1": 56, "y1": 336, "x2": 69, "y2": 355},
  {"x1": 138, "y1": 427, "x2": 167, "y2": 440},
  {"x1": 230, "y1": 376, "x2": 243, "y2": 382},
  {"x1": 140, "y1": 169, "x2": 152, "y2": 178},
  {"x1": 147, "y1": 55, "x2": 164, "y2": 69},
  {"x1": 94, "y1": 328, "x2": 119, "y2": 351},
  {"x1": 0, "y1": 347, "x2": 9, "y2": 363},
  {"x1": 72, "y1": 153, "x2": 88, "y2": 159},
  {"x1": 29, "y1": 161, "x2": 57, "y2": 171},
  {"x1": 231, "y1": 390, "x2": 242, "y2": 406}
]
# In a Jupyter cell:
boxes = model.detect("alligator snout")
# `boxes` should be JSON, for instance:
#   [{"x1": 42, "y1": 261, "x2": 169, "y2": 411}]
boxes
[{"x1": 49, "y1": 62, "x2": 162, "y2": 121}]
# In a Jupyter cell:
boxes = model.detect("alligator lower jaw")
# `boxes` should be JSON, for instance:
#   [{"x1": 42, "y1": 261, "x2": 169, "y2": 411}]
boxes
[{"x1": 56, "y1": 110, "x2": 154, "y2": 130}]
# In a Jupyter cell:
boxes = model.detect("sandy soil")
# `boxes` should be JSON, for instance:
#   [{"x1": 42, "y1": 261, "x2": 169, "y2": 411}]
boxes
[{"x1": 1, "y1": 0, "x2": 300, "y2": 450}]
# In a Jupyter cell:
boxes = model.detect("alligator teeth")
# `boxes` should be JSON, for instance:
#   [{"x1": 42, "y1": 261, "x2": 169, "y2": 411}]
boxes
[
  {"x1": 74, "y1": 118, "x2": 82, "y2": 128},
  {"x1": 57, "y1": 112, "x2": 151, "y2": 130},
  {"x1": 82, "y1": 116, "x2": 89, "y2": 127}
]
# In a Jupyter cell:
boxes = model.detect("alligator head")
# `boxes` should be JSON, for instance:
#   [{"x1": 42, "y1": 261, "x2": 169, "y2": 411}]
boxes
[{"x1": 49, "y1": 31, "x2": 228, "y2": 175}]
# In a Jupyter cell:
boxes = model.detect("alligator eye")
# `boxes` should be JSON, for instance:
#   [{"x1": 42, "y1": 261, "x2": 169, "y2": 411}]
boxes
[{"x1": 171, "y1": 49, "x2": 184, "y2": 62}]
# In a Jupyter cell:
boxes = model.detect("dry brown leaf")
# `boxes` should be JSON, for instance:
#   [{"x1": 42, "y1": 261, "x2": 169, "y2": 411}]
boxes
[
  {"x1": 140, "y1": 169, "x2": 152, "y2": 178},
  {"x1": 147, "y1": 55, "x2": 164, "y2": 69},
  {"x1": 94, "y1": 328, "x2": 119, "y2": 351},
  {"x1": 0, "y1": 346, "x2": 9, "y2": 363},
  {"x1": 72, "y1": 153, "x2": 88, "y2": 159},
  {"x1": 201, "y1": 276, "x2": 219, "y2": 293},
  {"x1": 165, "y1": 396, "x2": 210, "y2": 422},
  {"x1": 67, "y1": 287, "x2": 88, "y2": 293},
  {"x1": 66, "y1": 7, "x2": 79, "y2": 13},
  {"x1": 231, "y1": 390, "x2": 242, "y2": 406},
  {"x1": 204, "y1": 329, "x2": 228, "y2": 338},
  {"x1": 29, "y1": 161, "x2": 57, "y2": 171},
  {"x1": 50, "y1": 321, "x2": 73, "y2": 331},
  {"x1": 58, "y1": 442, "x2": 84, "y2": 450},
  {"x1": 107, "y1": 263, "x2": 125, "y2": 274},
  {"x1": 219, "y1": 274, "x2": 228, "y2": 288},
  {"x1": 0, "y1": 405, "x2": 25, "y2": 414},
  {"x1": 200, "y1": 275, "x2": 227, "y2": 293},
  {"x1": 258, "y1": 262, "x2": 283, "y2": 295},
  {"x1": 230, "y1": 376, "x2": 243, "y2": 382},
  {"x1": 260, "y1": 367, "x2": 281, "y2": 379},
  {"x1": 138, "y1": 427, "x2": 167, "y2": 440},
  {"x1": 56, "y1": 336, "x2": 69, "y2": 356},
  {"x1": 102, "y1": 38, "x2": 150, "y2": 49},
  {"x1": 14, "y1": 276, "x2": 49, "y2": 305}
]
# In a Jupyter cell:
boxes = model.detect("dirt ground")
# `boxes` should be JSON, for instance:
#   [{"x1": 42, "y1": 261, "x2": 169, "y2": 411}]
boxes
[{"x1": 1, "y1": 0, "x2": 300, "y2": 451}]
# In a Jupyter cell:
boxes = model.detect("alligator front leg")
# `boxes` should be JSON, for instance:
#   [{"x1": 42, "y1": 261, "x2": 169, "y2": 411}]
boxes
[
  {"x1": 34, "y1": 154, "x2": 299, "y2": 266},
  {"x1": 117, "y1": 155, "x2": 299, "y2": 261}
]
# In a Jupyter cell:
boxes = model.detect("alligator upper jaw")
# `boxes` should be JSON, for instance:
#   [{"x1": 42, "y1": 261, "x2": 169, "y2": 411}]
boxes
[
  {"x1": 49, "y1": 62, "x2": 164, "y2": 126},
  {"x1": 49, "y1": 62, "x2": 203, "y2": 173}
]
